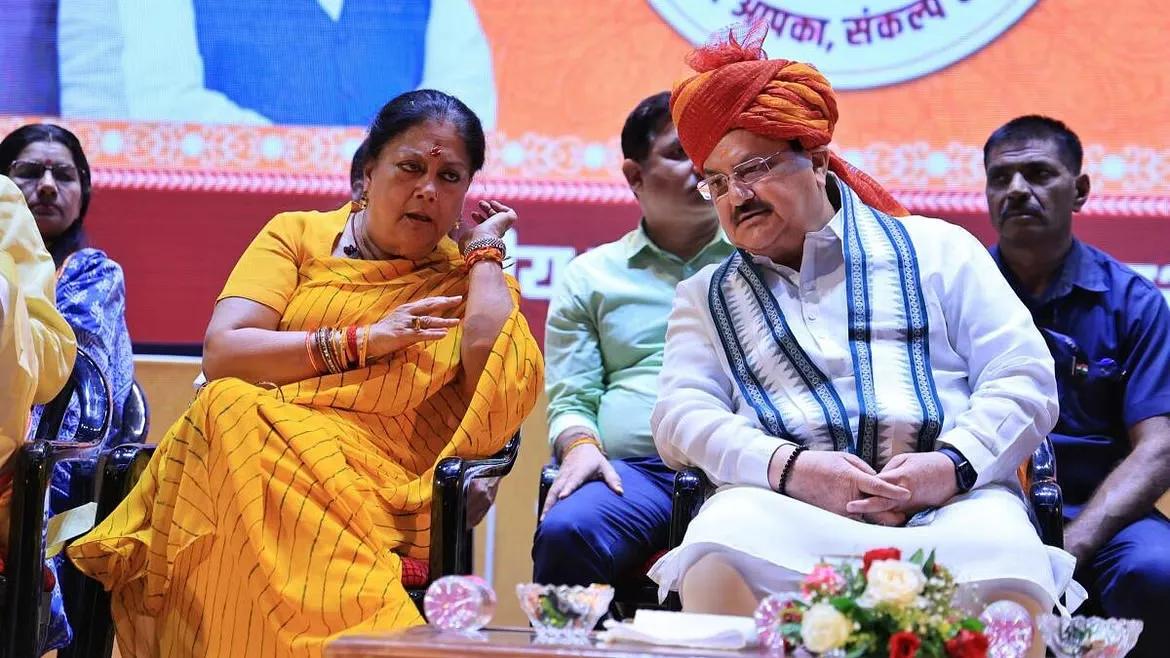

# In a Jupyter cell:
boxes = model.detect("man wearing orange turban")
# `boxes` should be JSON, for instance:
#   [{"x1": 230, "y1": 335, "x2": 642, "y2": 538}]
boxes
[{"x1": 648, "y1": 25, "x2": 1082, "y2": 643}]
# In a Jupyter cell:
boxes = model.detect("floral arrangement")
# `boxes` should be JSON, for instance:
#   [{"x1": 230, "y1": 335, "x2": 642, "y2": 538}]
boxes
[{"x1": 762, "y1": 547, "x2": 989, "y2": 658}]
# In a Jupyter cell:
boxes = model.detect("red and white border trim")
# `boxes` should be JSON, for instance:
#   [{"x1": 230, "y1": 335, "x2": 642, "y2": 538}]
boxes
[
  {"x1": 90, "y1": 168, "x2": 1170, "y2": 218},
  {"x1": 893, "y1": 190, "x2": 1170, "y2": 218}
]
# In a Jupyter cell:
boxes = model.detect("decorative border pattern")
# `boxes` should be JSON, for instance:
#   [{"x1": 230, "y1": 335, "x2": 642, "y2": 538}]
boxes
[
  {"x1": 869, "y1": 205, "x2": 945, "y2": 452},
  {"x1": 84, "y1": 169, "x2": 1170, "y2": 219},
  {"x1": 3, "y1": 117, "x2": 1168, "y2": 214},
  {"x1": 737, "y1": 252, "x2": 856, "y2": 453},
  {"x1": 841, "y1": 183, "x2": 879, "y2": 464},
  {"x1": 836, "y1": 142, "x2": 1170, "y2": 194},
  {"x1": 707, "y1": 252, "x2": 794, "y2": 441}
]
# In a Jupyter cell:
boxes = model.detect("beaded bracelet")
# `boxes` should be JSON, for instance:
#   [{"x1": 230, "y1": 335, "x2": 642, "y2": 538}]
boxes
[{"x1": 777, "y1": 445, "x2": 807, "y2": 496}]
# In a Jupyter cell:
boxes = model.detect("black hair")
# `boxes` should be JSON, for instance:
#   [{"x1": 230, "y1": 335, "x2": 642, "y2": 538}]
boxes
[
  {"x1": 0, "y1": 123, "x2": 92, "y2": 266},
  {"x1": 983, "y1": 115, "x2": 1084, "y2": 174},
  {"x1": 350, "y1": 137, "x2": 370, "y2": 189},
  {"x1": 621, "y1": 92, "x2": 672, "y2": 163},
  {"x1": 366, "y1": 90, "x2": 485, "y2": 176}
]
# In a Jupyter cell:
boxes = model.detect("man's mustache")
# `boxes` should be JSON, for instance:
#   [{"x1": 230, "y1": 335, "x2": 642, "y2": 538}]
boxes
[
  {"x1": 1000, "y1": 202, "x2": 1042, "y2": 220},
  {"x1": 732, "y1": 200, "x2": 772, "y2": 225}
]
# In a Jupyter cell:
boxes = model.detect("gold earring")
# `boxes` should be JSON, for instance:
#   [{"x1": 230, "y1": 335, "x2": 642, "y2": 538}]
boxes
[
  {"x1": 455, "y1": 216, "x2": 462, "y2": 230},
  {"x1": 352, "y1": 190, "x2": 369, "y2": 211}
]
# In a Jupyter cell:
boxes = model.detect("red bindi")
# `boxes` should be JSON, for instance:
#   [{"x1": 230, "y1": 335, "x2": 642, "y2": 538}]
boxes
[{"x1": 428, "y1": 145, "x2": 442, "y2": 157}]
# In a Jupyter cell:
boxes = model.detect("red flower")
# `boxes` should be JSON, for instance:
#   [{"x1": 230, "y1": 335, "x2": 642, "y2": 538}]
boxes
[
  {"x1": 945, "y1": 629, "x2": 989, "y2": 658},
  {"x1": 889, "y1": 631, "x2": 921, "y2": 658},
  {"x1": 862, "y1": 547, "x2": 902, "y2": 574}
]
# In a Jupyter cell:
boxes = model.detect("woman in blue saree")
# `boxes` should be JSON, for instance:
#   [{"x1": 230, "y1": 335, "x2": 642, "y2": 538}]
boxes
[{"x1": 0, "y1": 123, "x2": 136, "y2": 650}]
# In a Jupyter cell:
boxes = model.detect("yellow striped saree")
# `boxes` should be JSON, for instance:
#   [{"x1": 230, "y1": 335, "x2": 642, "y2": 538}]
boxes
[{"x1": 68, "y1": 219, "x2": 542, "y2": 657}]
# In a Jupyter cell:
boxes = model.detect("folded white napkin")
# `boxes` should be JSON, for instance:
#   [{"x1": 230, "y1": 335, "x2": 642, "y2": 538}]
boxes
[{"x1": 599, "y1": 609, "x2": 758, "y2": 650}]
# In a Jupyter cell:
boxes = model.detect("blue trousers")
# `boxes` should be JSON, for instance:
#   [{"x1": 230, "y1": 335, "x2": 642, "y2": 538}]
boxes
[
  {"x1": 1077, "y1": 510, "x2": 1170, "y2": 658},
  {"x1": 532, "y1": 456, "x2": 675, "y2": 586}
]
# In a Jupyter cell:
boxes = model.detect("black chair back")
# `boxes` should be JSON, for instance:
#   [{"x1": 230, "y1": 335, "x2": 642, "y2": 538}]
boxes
[
  {"x1": 1, "y1": 349, "x2": 110, "y2": 658},
  {"x1": 31, "y1": 350, "x2": 112, "y2": 446},
  {"x1": 119, "y1": 380, "x2": 150, "y2": 445}
]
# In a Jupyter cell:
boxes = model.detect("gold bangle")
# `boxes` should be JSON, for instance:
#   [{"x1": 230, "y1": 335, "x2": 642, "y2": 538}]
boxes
[
  {"x1": 318, "y1": 327, "x2": 341, "y2": 374},
  {"x1": 562, "y1": 436, "x2": 603, "y2": 460},
  {"x1": 358, "y1": 325, "x2": 371, "y2": 367},
  {"x1": 332, "y1": 328, "x2": 348, "y2": 369}
]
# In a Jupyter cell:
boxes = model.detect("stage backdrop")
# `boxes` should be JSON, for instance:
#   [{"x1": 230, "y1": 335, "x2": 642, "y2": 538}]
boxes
[{"x1": 1, "y1": 0, "x2": 1168, "y2": 348}]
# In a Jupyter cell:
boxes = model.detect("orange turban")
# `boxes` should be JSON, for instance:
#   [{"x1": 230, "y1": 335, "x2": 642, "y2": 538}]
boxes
[{"x1": 670, "y1": 25, "x2": 908, "y2": 217}]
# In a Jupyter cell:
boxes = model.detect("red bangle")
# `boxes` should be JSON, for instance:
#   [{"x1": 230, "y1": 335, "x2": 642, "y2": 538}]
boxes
[{"x1": 346, "y1": 325, "x2": 359, "y2": 364}]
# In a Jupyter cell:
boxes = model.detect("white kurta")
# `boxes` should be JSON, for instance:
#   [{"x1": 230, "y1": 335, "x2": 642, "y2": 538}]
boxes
[{"x1": 649, "y1": 207, "x2": 1080, "y2": 609}]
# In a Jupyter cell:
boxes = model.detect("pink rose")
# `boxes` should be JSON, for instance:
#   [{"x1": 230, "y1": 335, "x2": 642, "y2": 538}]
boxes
[{"x1": 802, "y1": 564, "x2": 846, "y2": 596}]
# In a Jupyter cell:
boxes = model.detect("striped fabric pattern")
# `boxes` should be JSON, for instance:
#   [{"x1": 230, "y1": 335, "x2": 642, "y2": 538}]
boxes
[{"x1": 67, "y1": 223, "x2": 542, "y2": 657}]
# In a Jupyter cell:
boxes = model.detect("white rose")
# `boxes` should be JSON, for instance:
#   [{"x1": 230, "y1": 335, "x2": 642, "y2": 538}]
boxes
[
  {"x1": 800, "y1": 602, "x2": 851, "y2": 653},
  {"x1": 862, "y1": 559, "x2": 927, "y2": 607}
]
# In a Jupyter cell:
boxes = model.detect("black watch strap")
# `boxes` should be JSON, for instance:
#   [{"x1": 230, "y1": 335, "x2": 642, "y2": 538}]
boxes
[{"x1": 937, "y1": 445, "x2": 977, "y2": 493}]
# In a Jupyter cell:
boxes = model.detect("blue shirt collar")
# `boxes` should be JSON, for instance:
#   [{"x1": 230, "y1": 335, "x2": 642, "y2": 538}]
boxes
[{"x1": 992, "y1": 239, "x2": 1109, "y2": 305}]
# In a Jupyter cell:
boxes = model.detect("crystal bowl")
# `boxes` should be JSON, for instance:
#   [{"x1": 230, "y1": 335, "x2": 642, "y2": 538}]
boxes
[
  {"x1": 516, "y1": 583, "x2": 614, "y2": 641},
  {"x1": 1037, "y1": 614, "x2": 1143, "y2": 658}
]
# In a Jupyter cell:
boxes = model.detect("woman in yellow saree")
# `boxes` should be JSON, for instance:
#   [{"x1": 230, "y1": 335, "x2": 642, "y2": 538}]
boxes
[{"x1": 68, "y1": 90, "x2": 543, "y2": 657}]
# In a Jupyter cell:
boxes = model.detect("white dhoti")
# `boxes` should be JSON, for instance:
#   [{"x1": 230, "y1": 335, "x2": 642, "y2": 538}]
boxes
[{"x1": 650, "y1": 485, "x2": 1083, "y2": 610}]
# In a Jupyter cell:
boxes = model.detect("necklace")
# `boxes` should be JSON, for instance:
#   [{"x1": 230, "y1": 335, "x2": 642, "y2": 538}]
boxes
[
  {"x1": 342, "y1": 209, "x2": 397, "y2": 260},
  {"x1": 342, "y1": 210, "x2": 362, "y2": 257}
]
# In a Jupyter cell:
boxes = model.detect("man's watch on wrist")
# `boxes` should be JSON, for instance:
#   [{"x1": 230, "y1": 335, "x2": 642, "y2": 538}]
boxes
[{"x1": 937, "y1": 445, "x2": 977, "y2": 493}]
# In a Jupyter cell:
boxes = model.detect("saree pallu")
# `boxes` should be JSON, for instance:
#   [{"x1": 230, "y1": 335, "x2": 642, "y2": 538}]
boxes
[{"x1": 68, "y1": 244, "x2": 543, "y2": 657}]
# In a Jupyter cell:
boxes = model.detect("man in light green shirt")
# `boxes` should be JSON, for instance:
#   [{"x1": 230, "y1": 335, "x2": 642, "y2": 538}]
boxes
[{"x1": 533, "y1": 92, "x2": 733, "y2": 586}]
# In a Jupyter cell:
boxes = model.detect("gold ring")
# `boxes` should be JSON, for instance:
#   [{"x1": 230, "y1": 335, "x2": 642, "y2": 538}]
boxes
[{"x1": 411, "y1": 316, "x2": 423, "y2": 331}]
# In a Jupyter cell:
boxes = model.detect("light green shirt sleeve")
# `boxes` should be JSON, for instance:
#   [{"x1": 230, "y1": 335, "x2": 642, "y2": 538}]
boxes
[{"x1": 544, "y1": 260, "x2": 604, "y2": 445}]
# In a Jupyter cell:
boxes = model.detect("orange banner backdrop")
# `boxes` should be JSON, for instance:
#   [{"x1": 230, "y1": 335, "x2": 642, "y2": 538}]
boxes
[
  {"x1": 4, "y1": 0, "x2": 1165, "y2": 206},
  {"x1": 3, "y1": 0, "x2": 1168, "y2": 347},
  {"x1": 479, "y1": 0, "x2": 1168, "y2": 198}
]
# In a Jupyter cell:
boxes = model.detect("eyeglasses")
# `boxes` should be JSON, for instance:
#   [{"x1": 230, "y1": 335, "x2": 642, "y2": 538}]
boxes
[
  {"x1": 696, "y1": 149, "x2": 814, "y2": 201},
  {"x1": 8, "y1": 160, "x2": 80, "y2": 184}
]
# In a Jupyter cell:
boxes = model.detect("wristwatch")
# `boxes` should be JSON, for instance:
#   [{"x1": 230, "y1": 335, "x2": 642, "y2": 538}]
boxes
[{"x1": 937, "y1": 445, "x2": 977, "y2": 493}]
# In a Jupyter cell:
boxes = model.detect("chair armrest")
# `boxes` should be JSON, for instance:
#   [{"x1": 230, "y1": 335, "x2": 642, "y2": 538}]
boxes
[
  {"x1": 3, "y1": 348, "x2": 114, "y2": 657},
  {"x1": 1031, "y1": 481, "x2": 1064, "y2": 549},
  {"x1": 1028, "y1": 436, "x2": 1064, "y2": 549},
  {"x1": 1030, "y1": 435, "x2": 1057, "y2": 483},
  {"x1": 429, "y1": 433, "x2": 521, "y2": 579},
  {"x1": 120, "y1": 380, "x2": 151, "y2": 445},
  {"x1": 94, "y1": 443, "x2": 157, "y2": 521},
  {"x1": 2, "y1": 425, "x2": 125, "y2": 657},
  {"x1": 2, "y1": 442, "x2": 52, "y2": 657},
  {"x1": 537, "y1": 463, "x2": 559, "y2": 516},
  {"x1": 668, "y1": 467, "x2": 710, "y2": 549}
]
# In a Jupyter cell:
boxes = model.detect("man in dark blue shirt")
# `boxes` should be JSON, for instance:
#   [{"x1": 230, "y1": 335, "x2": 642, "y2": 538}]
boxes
[{"x1": 985, "y1": 115, "x2": 1170, "y2": 657}]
